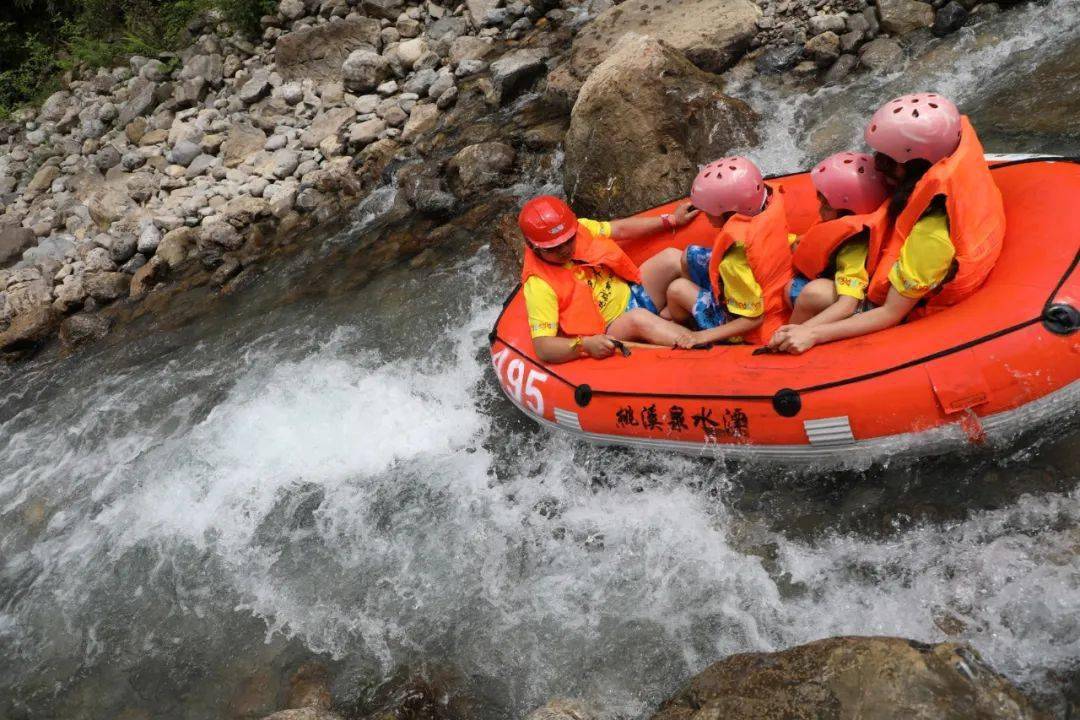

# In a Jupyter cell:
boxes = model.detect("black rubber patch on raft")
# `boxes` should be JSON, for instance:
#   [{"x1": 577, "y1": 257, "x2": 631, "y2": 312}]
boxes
[
  {"x1": 772, "y1": 388, "x2": 802, "y2": 417},
  {"x1": 1043, "y1": 303, "x2": 1079, "y2": 335},
  {"x1": 575, "y1": 384, "x2": 593, "y2": 408}
]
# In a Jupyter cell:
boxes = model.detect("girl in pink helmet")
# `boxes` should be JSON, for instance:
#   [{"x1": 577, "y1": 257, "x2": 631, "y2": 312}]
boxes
[
  {"x1": 781, "y1": 151, "x2": 892, "y2": 328},
  {"x1": 770, "y1": 93, "x2": 1005, "y2": 354},
  {"x1": 664, "y1": 156, "x2": 794, "y2": 347}
]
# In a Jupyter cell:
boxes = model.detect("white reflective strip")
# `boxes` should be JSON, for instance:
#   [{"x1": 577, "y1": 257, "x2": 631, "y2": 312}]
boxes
[
  {"x1": 803, "y1": 416, "x2": 855, "y2": 446},
  {"x1": 553, "y1": 408, "x2": 583, "y2": 432}
]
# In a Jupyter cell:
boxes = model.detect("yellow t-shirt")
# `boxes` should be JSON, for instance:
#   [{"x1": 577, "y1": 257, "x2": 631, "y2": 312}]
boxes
[
  {"x1": 834, "y1": 238, "x2": 870, "y2": 301},
  {"x1": 523, "y1": 218, "x2": 629, "y2": 338},
  {"x1": 888, "y1": 210, "x2": 955, "y2": 299},
  {"x1": 718, "y1": 244, "x2": 763, "y2": 318}
]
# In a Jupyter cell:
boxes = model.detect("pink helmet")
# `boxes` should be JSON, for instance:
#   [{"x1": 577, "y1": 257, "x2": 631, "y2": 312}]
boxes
[
  {"x1": 690, "y1": 156, "x2": 767, "y2": 216},
  {"x1": 865, "y1": 93, "x2": 962, "y2": 164},
  {"x1": 811, "y1": 151, "x2": 890, "y2": 214}
]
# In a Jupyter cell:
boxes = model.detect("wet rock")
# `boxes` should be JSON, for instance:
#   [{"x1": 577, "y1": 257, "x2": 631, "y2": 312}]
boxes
[
  {"x1": 301, "y1": 107, "x2": 357, "y2": 149},
  {"x1": 362, "y1": 0, "x2": 404, "y2": 20},
  {"x1": 83, "y1": 271, "x2": 130, "y2": 303},
  {"x1": 0, "y1": 226, "x2": 36, "y2": 267},
  {"x1": 286, "y1": 663, "x2": 333, "y2": 711},
  {"x1": 276, "y1": 18, "x2": 383, "y2": 82},
  {"x1": 568, "y1": 0, "x2": 760, "y2": 84},
  {"x1": 933, "y1": 1, "x2": 969, "y2": 35},
  {"x1": 401, "y1": 103, "x2": 439, "y2": 141},
  {"x1": 157, "y1": 227, "x2": 197, "y2": 269},
  {"x1": 971, "y1": 35, "x2": 1080, "y2": 137},
  {"x1": 650, "y1": 637, "x2": 1050, "y2": 720},
  {"x1": 220, "y1": 196, "x2": 269, "y2": 229},
  {"x1": 107, "y1": 232, "x2": 138, "y2": 264},
  {"x1": 0, "y1": 305, "x2": 60, "y2": 356},
  {"x1": 877, "y1": 0, "x2": 935, "y2": 35},
  {"x1": 755, "y1": 44, "x2": 804, "y2": 74},
  {"x1": 201, "y1": 221, "x2": 244, "y2": 250},
  {"x1": 257, "y1": 709, "x2": 343, "y2": 720},
  {"x1": 564, "y1": 35, "x2": 757, "y2": 217},
  {"x1": 52, "y1": 277, "x2": 87, "y2": 313},
  {"x1": 447, "y1": 142, "x2": 515, "y2": 197},
  {"x1": 342, "y1": 50, "x2": 392, "y2": 93},
  {"x1": 222, "y1": 122, "x2": 268, "y2": 168},
  {"x1": 525, "y1": 700, "x2": 601, "y2": 720},
  {"x1": 859, "y1": 38, "x2": 905, "y2": 71},
  {"x1": 349, "y1": 118, "x2": 386, "y2": 144},
  {"x1": 210, "y1": 255, "x2": 242, "y2": 286},
  {"x1": 489, "y1": 48, "x2": 549, "y2": 104},
  {"x1": 964, "y1": 3, "x2": 1000, "y2": 24},
  {"x1": 58, "y1": 313, "x2": 111, "y2": 350},
  {"x1": 824, "y1": 53, "x2": 858, "y2": 83},
  {"x1": 805, "y1": 31, "x2": 841, "y2": 66}
]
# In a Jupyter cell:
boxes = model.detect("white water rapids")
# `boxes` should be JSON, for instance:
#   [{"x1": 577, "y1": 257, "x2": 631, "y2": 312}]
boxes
[{"x1": 2, "y1": 1, "x2": 1080, "y2": 717}]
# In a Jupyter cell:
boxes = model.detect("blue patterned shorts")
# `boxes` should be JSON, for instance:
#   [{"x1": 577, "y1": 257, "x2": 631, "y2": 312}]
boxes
[
  {"x1": 789, "y1": 275, "x2": 810, "y2": 306},
  {"x1": 625, "y1": 282, "x2": 658, "y2": 314},
  {"x1": 684, "y1": 245, "x2": 729, "y2": 330}
]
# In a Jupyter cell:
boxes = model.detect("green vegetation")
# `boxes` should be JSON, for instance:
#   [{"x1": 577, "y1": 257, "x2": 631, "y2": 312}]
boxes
[{"x1": 0, "y1": 0, "x2": 276, "y2": 119}]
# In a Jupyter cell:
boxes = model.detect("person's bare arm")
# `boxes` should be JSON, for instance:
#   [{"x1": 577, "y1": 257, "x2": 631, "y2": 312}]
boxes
[
  {"x1": 769, "y1": 288, "x2": 919, "y2": 354},
  {"x1": 533, "y1": 335, "x2": 617, "y2": 363},
  {"x1": 802, "y1": 294, "x2": 860, "y2": 328},
  {"x1": 674, "y1": 315, "x2": 763, "y2": 349},
  {"x1": 608, "y1": 202, "x2": 698, "y2": 240}
]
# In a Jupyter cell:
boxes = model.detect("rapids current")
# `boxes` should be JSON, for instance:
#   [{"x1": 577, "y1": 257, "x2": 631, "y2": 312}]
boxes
[{"x1": 2, "y1": 1, "x2": 1080, "y2": 718}]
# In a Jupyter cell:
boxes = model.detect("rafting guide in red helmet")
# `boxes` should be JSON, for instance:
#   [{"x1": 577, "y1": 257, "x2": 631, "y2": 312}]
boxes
[{"x1": 519, "y1": 195, "x2": 697, "y2": 363}]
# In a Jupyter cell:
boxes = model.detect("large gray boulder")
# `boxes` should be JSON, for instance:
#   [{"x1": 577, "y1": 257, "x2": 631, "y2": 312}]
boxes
[
  {"x1": 563, "y1": 35, "x2": 758, "y2": 218},
  {"x1": 877, "y1": 0, "x2": 935, "y2": 35},
  {"x1": 651, "y1": 637, "x2": 1050, "y2": 720},
  {"x1": 276, "y1": 18, "x2": 383, "y2": 82},
  {"x1": 342, "y1": 50, "x2": 392, "y2": 93},
  {"x1": 567, "y1": 0, "x2": 760, "y2": 85}
]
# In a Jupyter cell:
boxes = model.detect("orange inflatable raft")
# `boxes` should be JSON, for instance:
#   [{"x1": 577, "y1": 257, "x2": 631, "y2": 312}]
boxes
[{"x1": 489, "y1": 157, "x2": 1080, "y2": 464}]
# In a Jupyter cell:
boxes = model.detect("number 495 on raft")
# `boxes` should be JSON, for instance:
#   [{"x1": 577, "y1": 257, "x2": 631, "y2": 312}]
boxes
[{"x1": 492, "y1": 349, "x2": 549, "y2": 415}]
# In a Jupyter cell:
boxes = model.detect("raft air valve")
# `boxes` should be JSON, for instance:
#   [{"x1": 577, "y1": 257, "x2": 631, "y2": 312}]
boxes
[{"x1": 1043, "y1": 303, "x2": 1079, "y2": 335}]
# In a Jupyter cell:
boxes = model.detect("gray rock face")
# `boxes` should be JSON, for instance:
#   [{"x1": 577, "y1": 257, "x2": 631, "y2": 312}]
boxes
[
  {"x1": 447, "y1": 141, "x2": 515, "y2": 197},
  {"x1": 563, "y1": 35, "x2": 758, "y2": 217},
  {"x1": 877, "y1": 0, "x2": 935, "y2": 34},
  {"x1": 362, "y1": 0, "x2": 404, "y2": 19},
  {"x1": 181, "y1": 53, "x2": 224, "y2": 86},
  {"x1": 83, "y1": 272, "x2": 130, "y2": 302},
  {"x1": 239, "y1": 73, "x2": 272, "y2": 104},
  {"x1": 279, "y1": 0, "x2": 306, "y2": 19},
  {"x1": 59, "y1": 313, "x2": 111, "y2": 349},
  {"x1": 0, "y1": 226, "x2": 36, "y2": 268},
  {"x1": 342, "y1": 50, "x2": 392, "y2": 93},
  {"x1": 426, "y1": 15, "x2": 468, "y2": 41},
  {"x1": 489, "y1": 48, "x2": 549, "y2": 103},
  {"x1": 221, "y1": 123, "x2": 268, "y2": 168},
  {"x1": 650, "y1": 637, "x2": 1050, "y2": 720},
  {"x1": 117, "y1": 80, "x2": 160, "y2": 127},
  {"x1": 169, "y1": 139, "x2": 203, "y2": 167},
  {"x1": 137, "y1": 221, "x2": 162, "y2": 254},
  {"x1": 276, "y1": 18, "x2": 383, "y2": 82},
  {"x1": 824, "y1": 53, "x2": 858, "y2": 83},
  {"x1": 859, "y1": 37, "x2": 905, "y2": 70},
  {"x1": 301, "y1": 107, "x2": 357, "y2": 149},
  {"x1": 94, "y1": 145, "x2": 123, "y2": 172},
  {"x1": 568, "y1": 0, "x2": 759, "y2": 82}
]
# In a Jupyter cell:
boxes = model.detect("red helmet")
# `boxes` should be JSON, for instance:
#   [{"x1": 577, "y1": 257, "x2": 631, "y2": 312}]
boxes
[
  {"x1": 690, "y1": 156, "x2": 767, "y2": 216},
  {"x1": 811, "y1": 151, "x2": 890, "y2": 214},
  {"x1": 518, "y1": 195, "x2": 578, "y2": 249},
  {"x1": 865, "y1": 93, "x2": 962, "y2": 164}
]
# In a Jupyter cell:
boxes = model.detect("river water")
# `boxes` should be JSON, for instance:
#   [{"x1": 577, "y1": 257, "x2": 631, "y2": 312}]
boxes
[{"x1": 2, "y1": 1, "x2": 1080, "y2": 718}]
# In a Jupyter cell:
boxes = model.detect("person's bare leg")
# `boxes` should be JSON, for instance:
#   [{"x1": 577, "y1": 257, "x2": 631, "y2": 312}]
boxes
[
  {"x1": 789, "y1": 278, "x2": 837, "y2": 324},
  {"x1": 665, "y1": 278, "x2": 701, "y2": 325},
  {"x1": 607, "y1": 308, "x2": 685, "y2": 346},
  {"x1": 638, "y1": 247, "x2": 684, "y2": 313}
]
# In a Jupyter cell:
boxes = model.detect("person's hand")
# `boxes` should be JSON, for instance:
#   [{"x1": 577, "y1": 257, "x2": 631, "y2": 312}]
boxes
[
  {"x1": 768, "y1": 324, "x2": 795, "y2": 350},
  {"x1": 674, "y1": 330, "x2": 707, "y2": 349},
  {"x1": 582, "y1": 334, "x2": 616, "y2": 359},
  {"x1": 773, "y1": 325, "x2": 818, "y2": 354},
  {"x1": 671, "y1": 201, "x2": 700, "y2": 227}
]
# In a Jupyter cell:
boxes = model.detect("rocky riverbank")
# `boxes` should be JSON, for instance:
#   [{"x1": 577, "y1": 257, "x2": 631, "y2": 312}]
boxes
[{"x1": 0, "y1": 0, "x2": 1025, "y2": 360}]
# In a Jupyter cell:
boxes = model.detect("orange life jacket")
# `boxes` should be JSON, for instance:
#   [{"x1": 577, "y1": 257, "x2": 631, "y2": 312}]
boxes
[
  {"x1": 520, "y1": 222, "x2": 643, "y2": 336},
  {"x1": 792, "y1": 203, "x2": 891, "y2": 281},
  {"x1": 866, "y1": 116, "x2": 1006, "y2": 310},
  {"x1": 708, "y1": 184, "x2": 794, "y2": 345}
]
